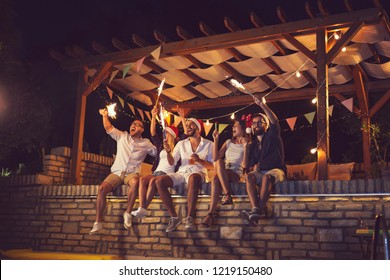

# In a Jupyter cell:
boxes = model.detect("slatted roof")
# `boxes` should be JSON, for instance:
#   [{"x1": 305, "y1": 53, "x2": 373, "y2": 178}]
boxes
[{"x1": 51, "y1": 1, "x2": 390, "y2": 114}]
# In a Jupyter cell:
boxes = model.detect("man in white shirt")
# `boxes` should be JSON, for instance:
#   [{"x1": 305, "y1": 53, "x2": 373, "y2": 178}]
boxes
[
  {"x1": 155, "y1": 118, "x2": 214, "y2": 232},
  {"x1": 89, "y1": 108, "x2": 157, "y2": 234}
]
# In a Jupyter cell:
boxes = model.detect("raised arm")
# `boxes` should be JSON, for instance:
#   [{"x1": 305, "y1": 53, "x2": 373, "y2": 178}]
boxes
[
  {"x1": 99, "y1": 108, "x2": 113, "y2": 132},
  {"x1": 254, "y1": 97, "x2": 278, "y2": 125},
  {"x1": 177, "y1": 105, "x2": 188, "y2": 135}
]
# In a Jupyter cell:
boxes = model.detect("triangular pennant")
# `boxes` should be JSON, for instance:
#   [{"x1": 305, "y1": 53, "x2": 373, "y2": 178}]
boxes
[
  {"x1": 109, "y1": 70, "x2": 119, "y2": 84},
  {"x1": 218, "y1": 123, "x2": 229, "y2": 134},
  {"x1": 341, "y1": 98, "x2": 353, "y2": 113},
  {"x1": 286, "y1": 117, "x2": 297, "y2": 131},
  {"x1": 304, "y1": 112, "x2": 315, "y2": 124},
  {"x1": 151, "y1": 46, "x2": 162, "y2": 61},
  {"x1": 106, "y1": 86, "x2": 113, "y2": 100},
  {"x1": 145, "y1": 111, "x2": 151, "y2": 121},
  {"x1": 204, "y1": 122, "x2": 213, "y2": 137},
  {"x1": 136, "y1": 57, "x2": 145, "y2": 72},
  {"x1": 117, "y1": 96, "x2": 125, "y2": 108},
  {"x1": 127, "y1": 103, "x2": 135, "y2": 115},
  {"x1": 122, "y1": 64, "x2": 131, "y2": 78},
  {"x1": 165, "y1": 113, "x2": 172, "y2": 126},
  {"x1": 328, "y1": 105, "x2": 334, "y2": 116},
  {"x1": 137, "y1": 108, "x2": 145, "y2": 121},
  {"x1": 173, "y1": 115, "x2": 181, "y2": 127}
]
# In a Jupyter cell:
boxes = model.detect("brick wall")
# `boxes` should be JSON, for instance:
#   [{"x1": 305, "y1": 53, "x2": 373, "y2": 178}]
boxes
[
  {"x1": 42, "y1": 147, "x2": 113, "y2": 184},
  {"x1": 0, "y1": 180, "x2": 389, "y2": 260}
]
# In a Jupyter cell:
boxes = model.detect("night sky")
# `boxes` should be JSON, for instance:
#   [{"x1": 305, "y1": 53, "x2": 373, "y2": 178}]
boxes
[{"x1": 7, "y1": 0, "x2": 390, "y2": 164}]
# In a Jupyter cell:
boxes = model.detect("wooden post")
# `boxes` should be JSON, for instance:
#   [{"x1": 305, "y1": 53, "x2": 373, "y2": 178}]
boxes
[
  {"x1": 352, "y1": 67, "x2": 372, "y2": 178},
  {"x1": 316, "y1": 28, "x2": 329, "y2": 180},
  {"x1": 70, "y1": 67, "x2": 88, "y2": 184}
]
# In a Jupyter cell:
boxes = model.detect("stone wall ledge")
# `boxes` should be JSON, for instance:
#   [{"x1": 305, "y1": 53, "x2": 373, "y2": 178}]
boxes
[
  {"x1": 0, "y1": 174, "x2": 53, "y2": 186},
  {"x1": 0, "y1": 178, "x2": 375, "y2": 196}
]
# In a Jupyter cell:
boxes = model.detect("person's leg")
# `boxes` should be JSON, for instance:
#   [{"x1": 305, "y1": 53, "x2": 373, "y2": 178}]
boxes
[
  {"x1": 201, "y1": 174, "x2": 221, "y2": 227},
  {"x1": 156, "y1": 175, "x2": 176, "y2": 217},
  {"x1": 125, "y1": 174, "x2": 140, "y2": 213},
  {"x1": 145, "y1": 176, "x2": 159, "y2": 208},
  {"x1": 138, "y1": 175, "x2": 153, "y2": 209},
  {"x1": 258, "y1": 174, "x2": 274, "y2": 210},
  {"x1": 245, "y1": 171, "x2": 260, "y2": 209},
  {"x1": 186, "y1": 173, "x2": 202, "y2": 218},
  {"x1": 96, "y1": 182, "x2": 114, "y2": 222}
]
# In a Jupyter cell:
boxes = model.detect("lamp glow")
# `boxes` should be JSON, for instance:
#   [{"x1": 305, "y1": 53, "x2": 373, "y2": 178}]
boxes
[
  {"x1": 310, "y1": 147, "x2": 317, "y2": 154},
  {"x1": 231, "y1": 112, "x2": 235, "y2": 119},
  {"x1": 342, "y1": 47, "x2": 347, "y2": 52},
  {"x1": 311, "y1": 97, "x2": 317, "y2": 104},
  {"x1": 296, "y1": 71, "x2": 301, "y2": 78}
]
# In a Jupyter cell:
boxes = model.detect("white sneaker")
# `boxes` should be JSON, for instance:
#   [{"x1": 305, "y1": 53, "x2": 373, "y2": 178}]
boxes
[
  {"x1": 89, "y1": 222, "x2": 103, "y2": 234},
  {"x1": 166, "y1": 216, "x2": 182, "y2": 232},
  {"x1": 131, "y1": 207, "x2": 148, "y2": 218},
  {"x1": 123, "y1": 211, "x2": 132, "y2": 229}
]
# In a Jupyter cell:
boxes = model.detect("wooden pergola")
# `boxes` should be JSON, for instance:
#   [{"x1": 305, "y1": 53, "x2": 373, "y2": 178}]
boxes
[{"x1": 51, "y1": 1, "x2": 390, "y2": 184}]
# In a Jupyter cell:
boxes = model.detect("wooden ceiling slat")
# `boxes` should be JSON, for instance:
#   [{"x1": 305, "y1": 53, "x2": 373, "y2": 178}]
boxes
[
  {"x1": 250, "y1": 12, "x2": 288, "y2": 55},
  {"x1": 92, "y1": 41, "x2": 110, "y2": 54},
  {"x1": 61, "y1": 9, "x2": 382, "y2": 70},
  {"x1": 49, "y1": 50, "x2": 68, "y2": 62},
  {"x1": 317, "y1": 0, "x2": 330, "y2": 17},
  {"x1": 112, "y1": 37, "x2": 130, "y2": 51},
  {"x1": 277, "y1": 6, "x2": 289, "y2": 24},
  {"x1": 176, "y1": 26, "x2": 194, "y2": 40},
  {"x1": 73, "y1": 45, "x2": 91, "y2": 57},
  {"x1": 282, "y1": 34, "x2": 317, "y2": 64},
  {"x1": 301, "y1": 71, "x2": 317, "y2": 87},
  {"x1": 305, "y1": 1, "x2": 316, "y2": 19},
  {"x1": 65, "y1": 46, "x2": 79, "y2": 59},
  {"x1": 259, "y1": 75, "x2": 277, "y2": 90},
  {"x1": 344, "y1": 0, "x2": 354, "y2": 12},
  {"x1": 168, "y1": 80, "x2": 390, "y2": 111}
]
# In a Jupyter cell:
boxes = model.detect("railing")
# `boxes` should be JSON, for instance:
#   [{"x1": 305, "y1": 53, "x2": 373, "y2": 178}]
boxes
[{"x1": 371, "y1": 213, "x2": 389, "y2": 260}]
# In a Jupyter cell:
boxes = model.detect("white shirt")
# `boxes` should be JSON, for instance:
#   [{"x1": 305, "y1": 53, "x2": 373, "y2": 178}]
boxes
[
  {"x1": 155, "y1": 149, "x2": 175, "y2": 174},
  {"x1": 108, "y1": 127, "x2": 157, "y2": 176},
  {"x1": 225, "y1": 139, "x2": 245, "y2": 168},
  {"x1": 172, "y1": 137, "x2": 213, "y2": 174}
]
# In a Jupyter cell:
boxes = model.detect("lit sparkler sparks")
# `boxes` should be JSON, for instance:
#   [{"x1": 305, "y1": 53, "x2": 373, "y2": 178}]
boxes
[
  {"x1": 159, "y1": 102, "x2": 166, "y2": 139},
  {"x1": 155, "y1": 78, "x2": 166, "y2": 106},
  {"x1": 106, "y1": 103, "x2": 117, "y2": 119},
  {"x1": 229, "y1": 79, "x2": 256, "y2": 99}
]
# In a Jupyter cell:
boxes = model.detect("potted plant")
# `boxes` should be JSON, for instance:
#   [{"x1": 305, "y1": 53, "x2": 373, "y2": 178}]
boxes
[{"x1": 363, "y1": 123, "x2": 390, "y2": 178}]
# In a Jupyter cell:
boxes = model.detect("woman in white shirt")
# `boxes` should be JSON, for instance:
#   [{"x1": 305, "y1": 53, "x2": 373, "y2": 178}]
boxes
[
  {"x1": 131, "y1": 106, "x2": 181, "y2": 218},
  {"x1": 201, "y1": 120, "x2": 249, "y2": 227}
]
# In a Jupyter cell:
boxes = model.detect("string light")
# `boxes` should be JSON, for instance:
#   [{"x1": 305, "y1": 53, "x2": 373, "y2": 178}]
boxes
[
  {"x1": 334, "y1": 31, "x2": 341, "y2": 40},
  {"x1": 310, "y1": 147, "x2": 317, "y2": 154},
  {"x1": 230, "y1": 112, "x2": 235, "y2": 119},
  {"x1": 342, "y1": 47, "x2": 347, "y2": 52},
  {"x1": 206, "y1": 119, "x2": 210, "y2": 125},
  {"x1": 312, "y1": 97, "x2": 317, "y2": 104},
  {"x1": 296, "y1": 71, "x2": 301, "y2": 78}
]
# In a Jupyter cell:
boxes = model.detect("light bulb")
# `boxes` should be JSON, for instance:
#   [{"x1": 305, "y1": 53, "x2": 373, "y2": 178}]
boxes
[
  {"x1": 312, "y1": 97, "x2": 317, "y2": 104},
  {"x1": 231, "y1": 113, "x2": 235, "y2": 119},
  {"x1": 296, "y1": 71, "x2": 301, "y2": 78},
  {"x1": 310, "y1": 148, "x2": 317, "y2": 154},
  {"x1": 206, "y1": 120, "x2": 210, "y2": 125},
  {"x1": 342, "y1": 47, "x2": 347, "y2": 52},
  {"x1": 334, "y1": 32, "x2": 340, "y2": 40}
]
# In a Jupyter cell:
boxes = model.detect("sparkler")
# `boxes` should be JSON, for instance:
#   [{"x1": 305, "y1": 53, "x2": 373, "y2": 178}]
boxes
[
  {"x1": 155, "y1": 77, "x2": 165, "y2": 106},
  {"x1": 159, "y1": 102, "x2": 166, "y2": 139},
  {"x1": 229, "y1": 79, "x2": 256, "y2": 99},
  {"x1": 106, "y1": 103, "x2": 117, "y2": 119}
]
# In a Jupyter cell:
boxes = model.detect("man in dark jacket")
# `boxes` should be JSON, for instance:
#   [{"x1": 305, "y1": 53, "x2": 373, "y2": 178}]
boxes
[{"x1": 242, "y1": 97, "x2": 286, "y2": 225}]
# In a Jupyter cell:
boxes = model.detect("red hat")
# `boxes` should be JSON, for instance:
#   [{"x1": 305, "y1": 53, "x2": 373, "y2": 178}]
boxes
[
  {"x1": 165, "y1": 126, "x2": 179, "y2": 138},
  {"x1": 188, "y1": 118, "x2": 204, "y2": 133}
]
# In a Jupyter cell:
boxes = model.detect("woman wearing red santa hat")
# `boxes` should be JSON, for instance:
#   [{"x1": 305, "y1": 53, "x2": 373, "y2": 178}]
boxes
[
  {"x1": 131, "y1": 106, "x2": 181, "y2": 219},
  {"x1": 201, "y1": 119, "x2": 250, "y2": 227}
]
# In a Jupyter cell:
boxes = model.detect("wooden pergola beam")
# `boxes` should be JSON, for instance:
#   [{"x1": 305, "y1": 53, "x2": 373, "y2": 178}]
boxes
[
  {"x1": 61, "y1": 8, "x2": 382, "y2": 71},
  {"x1": 82, "y1": 62, "x2": 112, "y2": 97},
  {"x1": 370, "y1": 89, "x2": 390, "y2": 118},
  {"x1": 282, "y1": 33, "x2": 317, "y2": 64}
]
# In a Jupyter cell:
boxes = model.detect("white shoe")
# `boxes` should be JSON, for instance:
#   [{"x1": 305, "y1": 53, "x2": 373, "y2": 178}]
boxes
[
  {"x1": 89, "y1": 222, "x2": 103, "y2": 234},
  {"x1": 123, "y1": 211, "x2": 132, "y2": 229},
  {"x1": 131, "y1": 207, "x2": 148, "y2": 218}
]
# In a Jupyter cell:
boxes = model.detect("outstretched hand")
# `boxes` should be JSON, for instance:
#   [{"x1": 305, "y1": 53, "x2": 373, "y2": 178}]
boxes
[{"x1": 99, "y1": 108, "x2": 108, "y2": 117}]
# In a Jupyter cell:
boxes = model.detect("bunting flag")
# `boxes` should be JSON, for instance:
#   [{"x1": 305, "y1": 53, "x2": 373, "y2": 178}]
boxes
[
  {"x1": 173, "y1": 115, "x2": 181, "y2": 127},
  {"x1": 304, "y1": 112, "x2": 315, "y2": 124},
  {"x1": 136, "y1": 57, "x2": 145, "y2": 72},
  {"x1": 165, "y1": 113, "x2": 172, "y2": 126},
  {"x1": 117, "y1": 96, "x2": 125, "y2": 108},
  {"x1": 286, "y1": 117, "x2": 297, "y2": 131},
  {"x1": 203, "y1": 122, "x2": 213, "y2": 137},
  {"x1": 145, "y1": 111, "x2": 151, "y2": 121},
  {"x1": 127, "y1": 103, "x2": 136, "y2": 115},
  {"x1": 151, "y1": 46, "x2": 162, "y2": 61},
  {"x1": 122, "y1": 64, "x2": 132, "y2": 78},
  {"x1": 137, "y1": 108, "x2": 145, "y2": 121},
  {"x1": 218, "y1": 123, "x2": 229, "y2": 134},
  {"x1": 109, "y1": 70, "x2": 119, "y2": 84},
  {"x1": 106, "y1": 86, "x2": 113, "y2": 100},
  {"x1": 341, "y1": 98, "x2": 353, "y2": 112},
  {"x1": 328, "y1": 105, "x2": 334, "y2": 116}
]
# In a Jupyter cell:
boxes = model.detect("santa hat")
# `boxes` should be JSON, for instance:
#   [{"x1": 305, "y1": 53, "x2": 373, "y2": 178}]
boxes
[
  {"x1": 165, "y1": 126, "x2": 179, "y2": 138},
  {"x1": 187, "y1": 118, "x2": 203, "y2": 132}
]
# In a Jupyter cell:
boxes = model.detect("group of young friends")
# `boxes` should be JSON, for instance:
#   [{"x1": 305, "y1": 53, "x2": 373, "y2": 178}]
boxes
[{"x1": 89, "y1": 96, "x2": 286, "y2": 234}]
